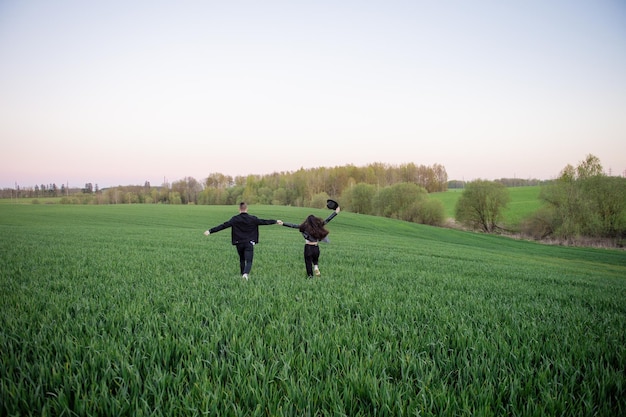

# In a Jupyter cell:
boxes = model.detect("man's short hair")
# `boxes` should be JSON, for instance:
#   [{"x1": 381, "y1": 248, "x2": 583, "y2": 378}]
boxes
[{"x1": 239, "y1": 202, "x2": 248, "y2": 211}]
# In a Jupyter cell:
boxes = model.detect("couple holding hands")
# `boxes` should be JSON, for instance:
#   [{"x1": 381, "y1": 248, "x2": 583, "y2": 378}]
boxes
[{"x1": 204, "y1": 200, "x2": 340, "y2": 280}]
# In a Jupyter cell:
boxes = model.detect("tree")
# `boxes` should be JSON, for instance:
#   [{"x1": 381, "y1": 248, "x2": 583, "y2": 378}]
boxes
[
  {"x1": 204, "y1": 172, "x2": 233, "y2": 189},
  {"x1": 341, "y1": 183, "x2": 376, "y2": 214},
  {"x1": 372, "y1": 182, "x2": 428, "y2": 220},
  {"x1": 431, "y1": 163, "x2": 449, "y2": 192},
  {"x1": 225, "y1": 186, "x2": 245, "y2": 205},
  {"x1": 172, "y1": 177, "x2": 202, "y2": 204},
  {"x1": 455, "y1": 180, "x2": 510, "y2": 232},
  {"x1": 576, "y1": 154, "x2": 603, "y2": 178},
  {"x1": 536, "y1": 155, "x2": 626, "y2": 240},
  {"x1": 271, "y1": 188, "x2": 287, "y2": 206},
  {"x1": 579, "y1": 175, "x2": 626, "y2": 237},
  {"x1": 310, "y1": 192, "x2": 330, "y2": 209}
]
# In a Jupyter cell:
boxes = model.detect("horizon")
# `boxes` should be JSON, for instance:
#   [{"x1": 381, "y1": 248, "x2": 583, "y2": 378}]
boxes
[
  {"x1": 0, "y1": 159, "x2": 605, "y2": 191},
  {"x1": 1, "y1": 1, "x2": 625, "y2": 189}
]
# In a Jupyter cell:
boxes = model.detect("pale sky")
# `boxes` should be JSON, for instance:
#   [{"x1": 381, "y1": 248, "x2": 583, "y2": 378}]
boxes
[{"x1": 1, "y1": 0, "x2": 625, "y2": 189}]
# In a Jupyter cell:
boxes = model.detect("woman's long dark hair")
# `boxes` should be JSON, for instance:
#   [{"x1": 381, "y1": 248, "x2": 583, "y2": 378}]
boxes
[{"x1": 299, "y1": 215, "x2": 329, "y2": 240}]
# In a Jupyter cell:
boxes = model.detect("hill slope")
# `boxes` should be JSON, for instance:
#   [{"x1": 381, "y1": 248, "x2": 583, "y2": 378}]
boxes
[{"x1": 1, "y1": 204, "x2": 624, "y2": 416}]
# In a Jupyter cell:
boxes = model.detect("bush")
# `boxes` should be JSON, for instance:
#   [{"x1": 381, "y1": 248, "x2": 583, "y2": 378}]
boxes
[
  {"x1": 539, "y1": 168, "x2": 626, "y2": 239},
  {"x1": 455, "y1": 180, "x2": 510, "y2": 233},
  {"x1": 341, "y1": 183, "x2": 376, "y2": 214},
  {"x1": 310, "y1": 192, "x2": 330, "y2": 209},
  {"x1": 372, "y1": 183, "x2": 427, "y2": 219},
  {"x1": 520, "y1": 206, "x2": 555, "y2": 239},
  {"x1": 417, "y1": 199, "x2": 445, "y2": 226}
]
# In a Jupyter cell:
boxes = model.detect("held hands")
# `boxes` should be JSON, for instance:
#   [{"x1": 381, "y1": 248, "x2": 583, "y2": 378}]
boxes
[
  {"x1": 335, "y1": 207, "x2": 341, "y2": 213},
  {"x1": 277, "y1": 220, "x2": 283, "y2": 225},
  {"x1": 204, "y1": 230, "x2": 210, "y2": 236}
]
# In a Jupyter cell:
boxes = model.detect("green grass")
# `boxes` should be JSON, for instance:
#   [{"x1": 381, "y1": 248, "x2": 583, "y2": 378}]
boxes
[
  {"x1": 500, "y1": 186, "x2": 543, "y2": 226},
  {"x1": 1, "y1": 204, "x2": 625, "y2": 416},
  {"x1": 430, "y1": 188, "x2": 464, "y2": 219}
]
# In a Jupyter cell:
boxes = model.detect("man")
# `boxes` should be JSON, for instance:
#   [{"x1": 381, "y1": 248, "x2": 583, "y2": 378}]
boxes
[{"x1": 204, "y1": 202, "x2": 283, "y2": 280}]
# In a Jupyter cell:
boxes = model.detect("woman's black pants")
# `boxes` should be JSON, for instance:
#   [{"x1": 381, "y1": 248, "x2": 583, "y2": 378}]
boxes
[{"x1": 303, "y1": 244, "x2": 320, "y2": 277}]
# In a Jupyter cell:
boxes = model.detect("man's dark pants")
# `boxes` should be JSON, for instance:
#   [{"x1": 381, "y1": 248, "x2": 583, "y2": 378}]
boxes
[{"x1": 236, "y1": 242, "x2": 254, "y2": 274}]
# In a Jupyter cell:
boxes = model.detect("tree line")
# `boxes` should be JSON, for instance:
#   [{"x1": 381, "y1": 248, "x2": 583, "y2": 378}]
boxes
[
  {"x1": 0, "y1": 161, "x2": 544, "y2": 231},
  {"x1": 2, "y1": 161, "x2": 544, "y2": 204},
  {"x1": 3, "y1": 163, "x2": 451, "y2": 204},
  {"x1": 4, "y1": 157, "x2": 622, "y2": 244}
]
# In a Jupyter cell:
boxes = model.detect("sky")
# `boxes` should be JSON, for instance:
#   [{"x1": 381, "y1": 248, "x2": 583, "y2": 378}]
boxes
[{"x1": 1, "y1": 0, "x2": 625, "y2": 189}]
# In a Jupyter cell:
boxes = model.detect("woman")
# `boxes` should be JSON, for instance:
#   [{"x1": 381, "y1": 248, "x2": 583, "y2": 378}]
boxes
[{"x1": 282, "y1": 202, "x2": 340, "y2": 278}]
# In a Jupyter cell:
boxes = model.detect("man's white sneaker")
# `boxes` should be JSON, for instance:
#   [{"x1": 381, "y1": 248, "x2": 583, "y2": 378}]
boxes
[
  {"x1": 242, "y1": 274, "x2": 248, "y2": 280},
  {"x1": 314, "y1": 267, "x2": 321, "y2": 276}
]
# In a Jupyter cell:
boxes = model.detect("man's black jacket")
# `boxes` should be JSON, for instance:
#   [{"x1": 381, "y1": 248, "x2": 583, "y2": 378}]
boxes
[{"x1": 209, "y1": 213, "x2": 277, "y2": 245}]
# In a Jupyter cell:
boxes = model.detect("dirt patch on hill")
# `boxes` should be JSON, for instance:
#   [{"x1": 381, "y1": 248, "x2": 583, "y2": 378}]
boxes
[{"x1": 443, "y1": 218, "x2": 625, "y2": 250}]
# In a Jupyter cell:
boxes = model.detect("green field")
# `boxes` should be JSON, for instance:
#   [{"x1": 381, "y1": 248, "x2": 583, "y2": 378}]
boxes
[{"x1": 1, "y1": 204, "x2": 625, "y2": 416}]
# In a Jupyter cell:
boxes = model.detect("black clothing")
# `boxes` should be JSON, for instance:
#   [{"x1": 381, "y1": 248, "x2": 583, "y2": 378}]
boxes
[
  {"x1": 304, "y1": 244, "x2": 320, "y2": 277},
  {"x1": 208, "y1": 212, "x2": 277, "y2": 276},
  {"x1": 283, "y1": 210, "x2": 338, "y2": 277},
  {"x1": 236, "y1": 242, "x2": 255, "y2": 275},
  {"x1": 283, "y1": 211, "x2": 337, "y2": 242},
  {"x1": 209, "y1": 212, "x2": 277, "y2": 245}
]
